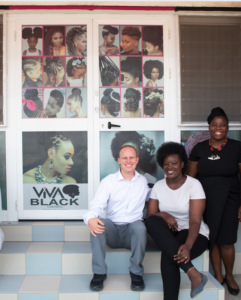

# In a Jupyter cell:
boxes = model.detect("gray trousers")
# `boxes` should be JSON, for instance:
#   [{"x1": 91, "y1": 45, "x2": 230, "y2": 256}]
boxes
[{"x1": 90, "y1": 218, "x2": 147, "y2": 276}]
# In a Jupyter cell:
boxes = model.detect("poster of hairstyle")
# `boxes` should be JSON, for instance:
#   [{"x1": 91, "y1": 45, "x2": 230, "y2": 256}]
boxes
[
  {"x1": 22, "y1": 131, "x2": 88, "y2": 210},
  {"x1": 22, "y1": 24, "x2": 87, "y2": 119},
  {"x1": 66, "y1": 88, "x2": 87, "y2": 118},
  {"x1": 44, "y1": 88, "x2": 65, "y2": 118},
  {"x1": 22, "y1": 88, "x2": 43, "y2": 118},
  {"x1": 0, "y1": 132, "x2": 7, "y2": 210},
  {"x1": 99, "y1": 25, "x2": 164, "y2": 118},
  {"x1": 100, "y1": 131, "x2": 164, "y2": 185},
  {"x1": 100, "y1": 88, "x2": 120, "y2": 118}
]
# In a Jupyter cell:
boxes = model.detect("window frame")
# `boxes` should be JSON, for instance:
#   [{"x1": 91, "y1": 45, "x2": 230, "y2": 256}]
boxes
[{"x1": 176, "y1": 11, "x2": 241, "y2": 127}]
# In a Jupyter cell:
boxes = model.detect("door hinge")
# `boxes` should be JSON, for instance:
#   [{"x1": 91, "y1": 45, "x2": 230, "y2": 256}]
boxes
[
  {"x1": 168, "y1": 29, "x2": 171, "y2": 39},
  {"x1": 16, "y1": 200, "x2": 18, "y2": 211},
  {"x1": 14, "y1": 31, "x2": 16, "y2": 41},
  {"x1": 169, "y1": 69, "x2": 171, "y2": 79}
]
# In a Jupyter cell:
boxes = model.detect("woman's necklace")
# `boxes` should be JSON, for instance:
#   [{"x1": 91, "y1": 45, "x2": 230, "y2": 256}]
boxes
[
  {"x1": 35, "y1": 165, "x2": 62, "y2": 184},
  {"x1": 208, "y1": 138, "x2": 227, "y2": 160}
]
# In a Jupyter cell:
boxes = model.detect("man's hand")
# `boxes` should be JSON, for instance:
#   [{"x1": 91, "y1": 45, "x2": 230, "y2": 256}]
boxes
[{"x1": 88, "y1": 218, "x2": 105, "y2": 237}]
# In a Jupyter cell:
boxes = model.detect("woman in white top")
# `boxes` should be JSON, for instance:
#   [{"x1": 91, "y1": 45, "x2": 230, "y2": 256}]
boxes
[{"x1": 145, "y1": 142, "x2": 210, "y2": 300}]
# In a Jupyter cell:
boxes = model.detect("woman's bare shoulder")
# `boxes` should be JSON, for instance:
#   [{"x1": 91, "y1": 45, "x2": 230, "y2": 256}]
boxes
[
  {"x1": 23, "y1": 168, "x2": 37, "y2": 183},
  {"x1": 62, "y1": 176, "x2": 76, "y2": 184}
]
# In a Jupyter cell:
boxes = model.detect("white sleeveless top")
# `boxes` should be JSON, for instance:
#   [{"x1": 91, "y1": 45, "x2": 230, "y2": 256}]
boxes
[{"x1": 24, "y1": 49, "x2": 41, "y2": 56}]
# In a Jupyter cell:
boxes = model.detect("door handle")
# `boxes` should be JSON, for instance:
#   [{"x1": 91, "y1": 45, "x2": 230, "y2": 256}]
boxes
[{"x1": 108, "y1": 122, "x2": 121, "y2": 129}]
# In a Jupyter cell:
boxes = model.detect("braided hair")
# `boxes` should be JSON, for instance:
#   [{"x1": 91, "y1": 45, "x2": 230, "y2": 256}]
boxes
[
  {"x1": 44, "y1": 26, "x2": 65, "y2": 55},
  {"x1": 23, "y1": 89, "x2": 42, "y2": 118},
  {"x1": 123, "y1": 88, "x2": 141, "y2": 112},
  {"x1": 66, "y1": 26, "x2": 87, "y2": 55},
  {"x1": 44, "y1": 57, "x2": 63, "y2": 76},
  {"x1": 39, "y1": 133, "x2": 71, "y2": 154},
  {"x1": 101, "y1": 88, "x2": 120, "y2": 117}
]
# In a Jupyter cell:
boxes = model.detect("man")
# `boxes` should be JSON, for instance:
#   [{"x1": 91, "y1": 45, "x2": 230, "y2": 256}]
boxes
[{"x1": 84, "y1": 145, "x2": 150, "y2": 292}]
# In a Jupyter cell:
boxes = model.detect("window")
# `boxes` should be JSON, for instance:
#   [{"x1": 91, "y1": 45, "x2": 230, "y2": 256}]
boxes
[
  {"x1": 0, "y1": 14, "x2": 3, "y2": 125},
  {"x1": 179, "y1": 16, "x2": 241, "y2": 124}
]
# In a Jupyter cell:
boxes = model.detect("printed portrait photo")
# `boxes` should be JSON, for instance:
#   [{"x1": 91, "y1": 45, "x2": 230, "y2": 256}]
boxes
[
  {"x1": 22, "y1": 57, "x2": 43, "y2": 88},
  {"x1": 99, "y1": 25, "x2": 119, "y2": 55},
  {"x1": 99, "y1": 56, "x2": 120, "y2": 87},
  {"x1": 22, "y1": 131, "x2": 88, "y2": 184},
  {"x1": 0, "y1": 132, "x2": 7, "y2": 210},
  {"x1": 22, "y1": 88, "x2": 43, "y2": 119},
  {"x1": 44, "y1": 26, "x2": 65, "y2": 56},
  {"x1": 66, "y1": 26, "x2": 87, "y2": 56},
  {"x1": 22, "y1": 26, "x2": 43, "y2": 56},
  {"x1": 66, "y1": 57, "x2": 87, "y2": 87},
  {"x1": 120, "y1": 25, "x2": 142, "y2": 55},
  {"x1": 142, "y1": 26, "x2": 163, "y2": 56},
  {"x1": 100, "y1": 88, "x2": 120, "y2": 118},
  {"x1": 43, "y1": 88, "x2": 65, "y2": 118},
  {"x1": 143, "y1": 88, "x2": 164, "y2": 118},
  {"x1": 143, "y1": 57, "x2": 164, "y2": 87},
  {"x1": 66, "y1": 88, "x2": 87, "y2": 118},
  {"x1": 43, "y1": 57, "x2": 65, "y2": 88},
  {"x1": 121, "y1": 56, "x2": 142, "y2": 87},
  {"x1": 100, "y1": 131, "x2": 164, "y2": 185},
  {"x1": 121, "y1": 87, "x2": 142, "y2": 118}
]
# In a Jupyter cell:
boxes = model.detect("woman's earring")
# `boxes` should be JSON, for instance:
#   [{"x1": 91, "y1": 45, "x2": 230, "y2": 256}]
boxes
[{"x1": 49, "y1": 160, "x2": 53, "y2": 172}]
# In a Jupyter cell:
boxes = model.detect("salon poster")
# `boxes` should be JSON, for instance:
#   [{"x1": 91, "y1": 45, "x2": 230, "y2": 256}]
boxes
[
  {"x1": 22, "y1": 131, "x2": 88, "y2": 210},
  {"x1": 22, "y1": 25, "x2": 87, "y2": 119},
  {"x1": 99, "y1": 25, "x2": 164, "y2": 118},
  {"x1": 0, "y1": 132, "x2": 7, "y2": 210},
  {"x1": 100, "y1": 131, "x2": 164, "y2": 185}
]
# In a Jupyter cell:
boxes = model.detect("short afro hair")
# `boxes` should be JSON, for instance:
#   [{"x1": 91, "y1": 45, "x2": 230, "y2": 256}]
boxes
[
  {"x1": 121, "y1": 26, "x2": 141, "y2": 41},
  {"x1": 143, "y1": 60, "x2": 163, "y2": 80},
  {"x1": 207, "y1": 107, "x2": 229, "y2": 125},
  {"x1": 156, "y1": 142, "x2": 188, "y2": 174}
]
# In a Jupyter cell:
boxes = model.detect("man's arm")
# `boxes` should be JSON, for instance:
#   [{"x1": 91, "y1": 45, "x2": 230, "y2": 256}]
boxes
[{"x1": 83, "y1": 178, "x2": 110, "y2": 237}]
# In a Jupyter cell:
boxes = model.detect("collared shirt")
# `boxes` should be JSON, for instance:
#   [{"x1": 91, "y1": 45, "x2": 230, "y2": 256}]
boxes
[{"x1": 84, "y1": 169, "x2": 150, "y2": 225}]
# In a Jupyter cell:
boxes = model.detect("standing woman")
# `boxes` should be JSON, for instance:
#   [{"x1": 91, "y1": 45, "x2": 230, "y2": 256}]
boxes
[
  {"x1": 187, "y1": 107, "x2": 241, "y2": 296},
  {"x1": 44, "y1": 27, "x2": 65, "y2": 56}
]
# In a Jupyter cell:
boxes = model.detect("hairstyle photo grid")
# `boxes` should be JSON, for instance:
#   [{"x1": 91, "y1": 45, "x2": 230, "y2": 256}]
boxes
[
  {"x1": 99, "y1": 25, "x2": 164, "y2": 118},
  {"x1": 22, "y1": 25, "x2": 88, "y2": 119}
]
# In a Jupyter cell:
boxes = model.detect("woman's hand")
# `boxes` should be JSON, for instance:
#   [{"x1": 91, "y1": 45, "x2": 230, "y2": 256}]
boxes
[
  {"x1": 174, "y1": 244, "x2": 191, "y2": 264},
  {"x1": 160, "y1": 212, "x2": 178, "y2": 231},
  {"x1": 238, "y1": 206, "x2": 241, "y2": 222}
]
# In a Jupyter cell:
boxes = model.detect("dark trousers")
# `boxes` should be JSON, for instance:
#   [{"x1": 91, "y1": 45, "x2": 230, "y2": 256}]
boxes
[{"x1": 145, "y1": 215, "x2": 208, "y2": 300}]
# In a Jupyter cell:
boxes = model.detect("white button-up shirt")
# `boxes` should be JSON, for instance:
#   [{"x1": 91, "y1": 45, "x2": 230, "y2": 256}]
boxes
[{"x1": 84, "y1": 169, "x2": 150, "y2": 225}]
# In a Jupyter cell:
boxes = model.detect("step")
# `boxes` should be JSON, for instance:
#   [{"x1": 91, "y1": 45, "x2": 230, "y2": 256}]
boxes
[
  {"x1": 0, "y1": 272, "x2": 225, "y2": 300},
  {"x1": 0, "y1": 241, "x2": 209, "y2": 276}
]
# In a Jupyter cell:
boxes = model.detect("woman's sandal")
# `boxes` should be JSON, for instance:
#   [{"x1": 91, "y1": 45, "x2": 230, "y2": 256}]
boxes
[{"x1": 190, "y1": 274, "x2": 208, "y2": 299}]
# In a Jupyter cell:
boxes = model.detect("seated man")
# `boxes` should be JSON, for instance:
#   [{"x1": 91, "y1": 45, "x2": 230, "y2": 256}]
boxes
[{"x1": 84, "y1": 145, "x2": 150, "y2": 292}]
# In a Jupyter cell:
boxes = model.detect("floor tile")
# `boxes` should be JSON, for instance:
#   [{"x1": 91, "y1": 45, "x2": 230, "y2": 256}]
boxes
[
  {"x1": 0, "y1": 226, "x2": 32, "y2": 242},
  {"x1": 141, "y1": 274, "x2": 163, "y2": 292},
  {"x1": 26, "y1": 242, "x2": 64, "y2": 254},
  {"x1": 179, "y1": 290, "x2": 218, "y2": 300},
  {"x1": 32, "y1": 222, "x2": 65, "y2": 226},
  {"x1": 62, "y1": 253, "x2": 92, "y2": 275},
  {"x1": 64, "y1": 226, "x2": 90, "y2": 241},
  {"x1": 0, "y1": 276, "x2": 25, "y2": 293},
  {"x1": 64, "y1": 221, "x2": 86, "y2": 226},
  {"x1": 0, "y1": 242, "x2": 31, "y2": 254},
  {"x1": 143, "y1": 252, "x2": 161, "y2": 274},
  {"x1": 32, "y1": 226, "x2": 64, "y2": 242},
  {"x1": 234, "y1": 225, "x2": 241, "y2": 252},
  {"x1": 140, "y1": 292, "x2": 163, "y2": 300},
  {"x1": 18, "y1": 294, "x2": 58, "y2": 300},
  {"x1": 59, "y1": 275, "x2": 96, "y2": 293},
  {"x1": 0, "y1": 222, "x2": 33, "y2": 226},
  {"x1": 106, "y1": 253, "x2": 131, "y2": 274},
  {"x1": 62, "y1": 242, "x2": 92, "y2": 253},
  {"x1": 99, "y1": 274, "x2": 131, "y2": 293},
  {"x1": 18, "y1": 276, "x2": 61, "y2": 293},
  {"x1": 0, "y1": 254, "x2": 26, "y2": 275},
  {"x1": 59, "y1": 293, "x2": 98, "y2": 300},
  {"x1": 100, "y1": 293, "x2": 139, "y2": 300},
  {"x1": 0, "y1": 294, "x2": 17, "y2": 300},
  {"x1": 26, "y1": 254, "x2": 61, "y2": 275}
]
